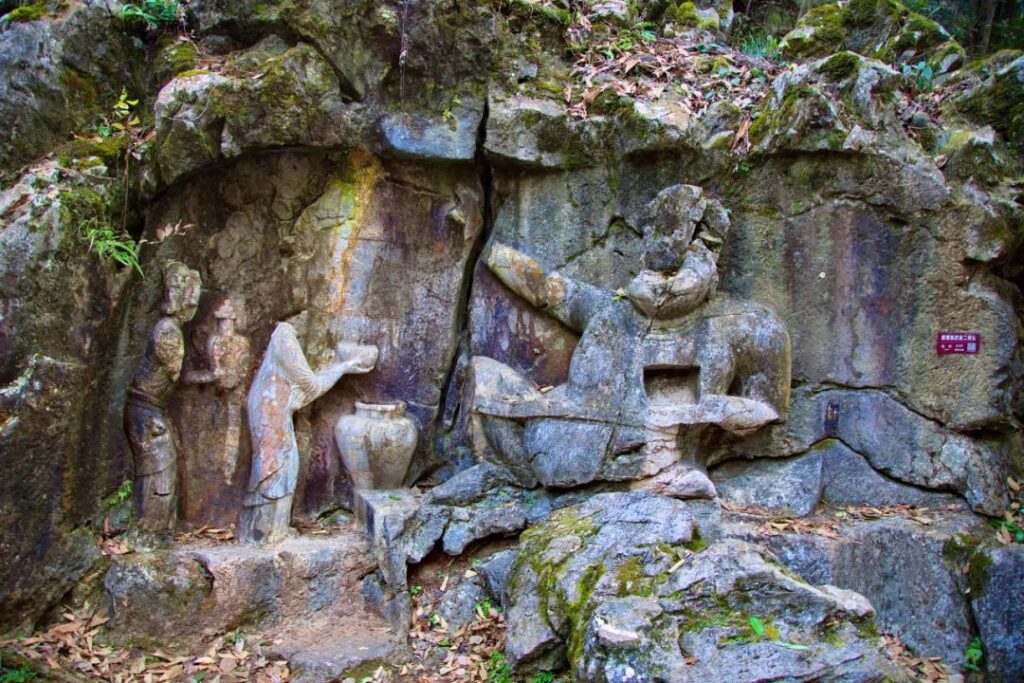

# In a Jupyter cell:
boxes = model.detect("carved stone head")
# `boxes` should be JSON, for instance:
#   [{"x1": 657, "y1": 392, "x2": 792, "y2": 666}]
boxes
[
  {"x1": 212, "y1": 296, "x2": 247, "y2": 329},
  {"x1": 161, "y1": 261, "x2": 201, "y2": 323},
  {"x1": 640, "y1": 185, "x2": 706, "y2": 273},
  {"x1": 630, "y1": 185, "x2": 731, "y2": 319}
]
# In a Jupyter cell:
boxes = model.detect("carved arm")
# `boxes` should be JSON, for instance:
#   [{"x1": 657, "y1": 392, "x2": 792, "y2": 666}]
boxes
[{"x1": 485, "y1": 242, "x2": 609, "y2": 333}]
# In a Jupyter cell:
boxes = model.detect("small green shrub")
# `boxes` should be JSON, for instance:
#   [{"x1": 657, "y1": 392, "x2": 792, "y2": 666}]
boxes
[
  {"x1": 486, "y1": 652, "x2": 513, "y2": 683},
  {"x1": 83, "y1": 223, "x2": 143, "y2": 275},
  {"x1": 739, "y1": 33, "x2": 782, "y2": 61},
  {"x1": 0, "y1": 655, "x2": 36, "y2": 683},
  {"x1": 119, "y1": 0, "x2": 180, "y2": 30},
  {"x1": 107, "y1": 480, "x2": 133, "y2": 507},
  {"x1": 900, "y1": 60, "x2": 934, "y2": 92},
  {"x1": 990, "y1": 518, "x2": 1024, "y2": 543}
]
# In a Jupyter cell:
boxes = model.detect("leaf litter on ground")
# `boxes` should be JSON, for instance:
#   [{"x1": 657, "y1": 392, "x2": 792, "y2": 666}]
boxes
[{"x1": 0, "y1": 603, "x2": 290, "y2": 682}]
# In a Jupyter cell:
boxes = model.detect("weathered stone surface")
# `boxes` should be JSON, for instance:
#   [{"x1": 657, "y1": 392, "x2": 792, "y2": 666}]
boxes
[
  {"x1": 648, "y1": 541, "x2": 903, "y2": 683},
  {"x1": 711, "y1": 440, "x2": 960, "y2": 514},
  {"x1": 104, "y1": 532, "x2": 377, "y2": 649},
  {"x1": 477, "y1": 549, "x2": 517, "y2": 609},
  {"x1": 437, "y1": 578, "x2": 487, "y2": 632},
  {"x1": 152, "y1": 40, "x2": 362, "y2": 186},
  {"x1": 819, "y1": 440, "x2": 961, "y2": 508},
  {"x1": 723, "y1": 166, "x2": 1020, "y2": 431},
  {"x1": 712, "y1": 450, "x2": 823, "y2": 516},
  {"x1": 728, "y1": 510, "x2": 990, "y2": 665},
  {"x1": 951, "y1": 54, "x2": 1024, "y2": 148},
  {"x1": 628, "y1": 460, "x2": 718, "y2": 500},
  {"x1": 505, "y1": 492, "x2": 701, "y2": 668},
  {"x1": 780, "y1": 0, "x2": 959, "y2": 75},
  {"x1": 0, "y1": 163, "x2": 130, "y2": 632},
  {"x1": 749, "y1": 55, "x2": 948, "y2": 211},
  {"x1": 381, "y1": 100, "x2": 484, "y2": 162},
  {"x1": 0, "y1": 0, "x2": 137, "y2": 180},
  {"x1": 971, "y1": 544, "x2": 1024, "y2": 682},
  {"x1": 484, "y1": 93, "x2": 612, "y2": 170},
  {"x1": 271, "y1": 622, "x2": 407, "y2": 683},
  {"x1": 706, "y1": 385, "x2": 1014, "y2": 516}
]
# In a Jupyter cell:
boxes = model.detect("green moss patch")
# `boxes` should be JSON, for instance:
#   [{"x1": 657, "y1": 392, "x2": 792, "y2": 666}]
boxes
[
  {"x1": 1, "y1": 0, "x2": 64, "y2": 23},
  {"x1": 819, "y1": 51, "x2": 861, "y2": 81}
]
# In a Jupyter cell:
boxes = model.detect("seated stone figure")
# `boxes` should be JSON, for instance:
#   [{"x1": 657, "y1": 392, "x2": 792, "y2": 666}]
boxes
[{"x1": 470, "y1": 185, "x2": 790, "y2": 491}]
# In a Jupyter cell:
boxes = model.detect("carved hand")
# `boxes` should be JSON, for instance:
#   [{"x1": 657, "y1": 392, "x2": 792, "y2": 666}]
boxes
[
  {"x1": 698, "y1": 394, "x2": 779, "y2": 434},
  {"x1": 337, "y1": 342, "x2": 379, "y2": 374},
  {"x1": 485, "y1": 242, "x2": 548, "y2": 308}
]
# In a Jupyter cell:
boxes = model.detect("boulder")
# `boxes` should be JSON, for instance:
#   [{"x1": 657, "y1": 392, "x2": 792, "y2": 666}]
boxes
[
  {"x1": 152, "y1": 39, "x2": 363, "y2": 186},
  {"x1": 971, "y1": 544, "x2": 1024, "y2": 681},
  {"x1": 436, "y1": 579, "x2": 488, "y2": 632},
  {"x1": 728, "y1": 509, "x2": 990, "y2": 665},
  {"x1": 503, "y1": 492, "x2": 904, "y2": 681},
  {"x1": 476, "y1": 549, "x2": 518, "y2": 609},
  {"x1": 712, "y1": 450, "x2": 823, "y2": 516},
  {"x1": 710, "y1": 440, "x2": 960, "y2": 514},
  {"x1": 706, "y1": 387, "x2": 1014, "y2": 515}
]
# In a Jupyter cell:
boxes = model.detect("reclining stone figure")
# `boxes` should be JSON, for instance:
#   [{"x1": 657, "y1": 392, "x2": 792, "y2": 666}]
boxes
[{"x1": 470, "y1": 185, "x2": 791, "y2": 491}]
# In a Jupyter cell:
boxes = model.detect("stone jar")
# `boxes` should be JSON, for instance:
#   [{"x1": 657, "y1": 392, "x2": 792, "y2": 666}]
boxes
[{"x1": 336, "y1": 401, "x2": 418, "y2": 490}]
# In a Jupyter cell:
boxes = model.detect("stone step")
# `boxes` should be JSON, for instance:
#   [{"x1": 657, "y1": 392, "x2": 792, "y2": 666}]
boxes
[
  {"x1": 266, "y1": 614, "x2": 408, "y2": 683},
  {"x1": 103, "y1": 528, "x2": 380, "y2": 651}
]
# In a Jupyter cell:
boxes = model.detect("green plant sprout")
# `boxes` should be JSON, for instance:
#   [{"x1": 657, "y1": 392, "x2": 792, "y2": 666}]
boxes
[
  {"x1": 107, "y1": 480, "x2": 133, "y2": 507},
  {"x1": 83, "y1": 221, "x2": 143, "y2": 275},
  {"x1": 963, "y1": 637, "x2": 984, "y2": 672}
]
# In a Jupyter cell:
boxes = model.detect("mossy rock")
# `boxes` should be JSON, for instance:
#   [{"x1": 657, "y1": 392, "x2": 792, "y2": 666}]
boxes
[
  {"x1": 953, "y1": 55, "x2": 1024, "y2": 150},
  {"x1": 778, "y1": 4, "x2": 844, "y2": 60},
  {"x1": 58, "y1": 135, "x2": 129, "y2": 169},
  {"x1": 664, "y1": 1, "x2": 721, "y2": 31},
  {"x1": 780, "y1": 0, "x2": 957, "y2": 73},
  {"x1": 153, "y1": 37, "x2": 200, "y2": 84}
]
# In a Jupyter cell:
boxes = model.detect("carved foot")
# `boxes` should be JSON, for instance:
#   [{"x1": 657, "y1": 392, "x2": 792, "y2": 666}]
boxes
[{"x1": 237, "y1": 495, "x2": 294, "y2": 545}]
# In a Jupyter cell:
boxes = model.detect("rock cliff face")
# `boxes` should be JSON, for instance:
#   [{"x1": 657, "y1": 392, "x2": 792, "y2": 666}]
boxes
[{"x1": 0, "y1": 0, "x2": 1022, "y2": 678}]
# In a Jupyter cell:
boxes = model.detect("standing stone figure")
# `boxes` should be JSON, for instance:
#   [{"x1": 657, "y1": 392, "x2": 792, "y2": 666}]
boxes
[
  {"x1": 184, "y1": 297, "x2": 252, "y2": 482},
  {"x1": 124, "y1": 261, "x2": 201, "y2": 533},
  {"x1": 238, "y1": 319, "x2": 378, "y2": 543}
]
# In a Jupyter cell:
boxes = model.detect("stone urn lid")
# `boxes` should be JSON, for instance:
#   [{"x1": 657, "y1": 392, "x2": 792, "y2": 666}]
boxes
[{"x1": 353, "y1": 401, "x2": 407, "y2": 417}]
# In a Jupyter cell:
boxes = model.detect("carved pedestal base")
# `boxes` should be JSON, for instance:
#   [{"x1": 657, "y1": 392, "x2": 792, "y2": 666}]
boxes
[{"x1": 237, "y1": 495, "x2": 294, "y2": 544}]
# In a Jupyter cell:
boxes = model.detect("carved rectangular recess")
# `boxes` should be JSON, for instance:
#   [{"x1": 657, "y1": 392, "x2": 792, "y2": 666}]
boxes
[{"x1": 644, "y1": 366, "x2": 700, "y2": 405}]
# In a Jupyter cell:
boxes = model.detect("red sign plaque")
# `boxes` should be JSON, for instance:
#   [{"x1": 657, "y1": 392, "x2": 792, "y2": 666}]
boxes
[{"x1": 937, "y1": 332, "x2": 980, "y2": 355}]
